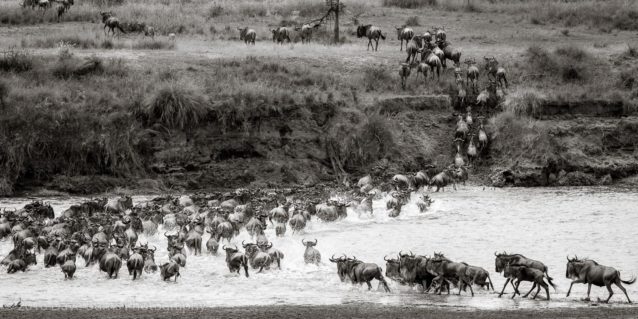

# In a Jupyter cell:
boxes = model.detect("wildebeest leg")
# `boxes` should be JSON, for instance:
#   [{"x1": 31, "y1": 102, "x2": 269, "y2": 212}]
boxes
[
  {"x1": 499, "y1": 278, "x2": 511, "y2": 297},
  {"x1": 258, "y1": 266, "x2": 264, "y2": 273},
  {"x1": 604, "y1": 282, "x2": 614, "y2": 303},
  {"x1": 523, "y1": 283, "x2": 536, "y2": 298},
  {"x1": 614, "y1": 280, "x2": 632, "y2": 303},
  {"x1": 511, "y1": 281, "x2": 522, "y2": 299},
  {"x1": 375, "y1": 38, "x2": 379, "y2": 51},
  {"x1": 540, "y1": 281, "x2": 550, "y2": 300},
  {"x1": 566, "y1": 278, "x2": 585, "y2": 297},
  {"x1": 175, "y1": 272, "x2": 180, "y2": 282},
  {"x1": 367, "y1": 38, "x2": 371, "y2": 51},
  {"x1": 366, "y1": 281, "x2": 372, "y2": 290}
]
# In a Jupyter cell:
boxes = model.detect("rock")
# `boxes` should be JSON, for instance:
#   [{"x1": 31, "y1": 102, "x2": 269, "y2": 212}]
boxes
[
  {"x1": 557, "y1": 171, "x2": 597, "y2": 186},
  {"x1": 598, "y1": 174, "x2": 613, "y2": 185}
]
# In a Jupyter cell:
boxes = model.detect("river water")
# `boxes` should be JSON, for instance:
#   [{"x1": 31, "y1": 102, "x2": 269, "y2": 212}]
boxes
[{"x1": 1, "y1": 187, "x2": 637, "y2": 309}]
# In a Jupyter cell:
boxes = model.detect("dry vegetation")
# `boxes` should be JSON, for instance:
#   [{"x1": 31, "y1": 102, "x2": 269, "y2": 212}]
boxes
[{"x1": 0, "y1": 0, "x2": 637, "y2": 193}]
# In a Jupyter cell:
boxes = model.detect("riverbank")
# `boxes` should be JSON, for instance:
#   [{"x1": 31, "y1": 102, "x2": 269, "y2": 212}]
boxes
[{"x1": 2, "y1": 305, "x2": 638, "y2": 319}]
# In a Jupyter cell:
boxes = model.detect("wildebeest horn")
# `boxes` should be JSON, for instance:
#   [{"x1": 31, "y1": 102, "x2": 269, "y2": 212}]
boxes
[
  {"x1": 222, "y1": 245, "x2": 227, "y2": 250},
  {"x1": 266, "y1": 242, "x2": 273, "y2": 249},
  {"x1": 302, "y1": 239, "x2": 307, "y2": 245},
  {"x1": 313, "y1": 239, "x2": 317, "y2": 245},
  {"x1": 329, "y1": 254, "x2": 336, "y2": 262},
  {"x1": 164, "y1": 231, "x2": 169, "y2": 237},
  {"x1": 384, "y1": 255, "x2": 390, "y2": 261},
  {"x1": 151, "y1": 246, "x2": 156, "y2": 252},
  {"x1": 242, "y1": 240, "x2": 247, "y2": 248},
  {"x1": 495, "y1": 251, "x2": 498, "y2": 256}
]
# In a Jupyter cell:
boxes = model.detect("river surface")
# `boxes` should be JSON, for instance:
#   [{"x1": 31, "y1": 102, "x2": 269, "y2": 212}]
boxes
[{"x1": 1, "y1": 187, "x2": 637, "y2": 309}]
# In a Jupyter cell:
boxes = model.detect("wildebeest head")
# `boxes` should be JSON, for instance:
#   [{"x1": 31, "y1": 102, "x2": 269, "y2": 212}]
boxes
[
  {"x1": 329, "y1": 254, "x2": 349, "y2": 281},
  {"x1": 384, "y1": 255, "x2": 402, "y2": 281},
  {"x1": 222, "y1": 245, "x2": 239, "y2": 255},
  {"x1": 356, "y1": 25, "x2": 371, "y2": 38},
  {"x1": 565, "y1": 255, "x2": 583, "y2": 279},
  {"x1": 494, "y1": 251, "x2": 511, "y2": 272},
  {"x1": 302, "y1": 238, "x2": 317, "y2": 248}
]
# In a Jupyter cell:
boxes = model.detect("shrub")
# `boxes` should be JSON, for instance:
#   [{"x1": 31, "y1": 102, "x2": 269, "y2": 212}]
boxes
[
  {"x1": 362, "y1": 66, "x2": 393, "y2": 92},
  {"x1": 382, "y1": 0, "x2": 436, "y2": 8},
  {"x1": 526, "y1": 45, "x2": 593, "y2": 83},
  {"x1": 405, "y1": 16, "x2": 420, "y2": 26},
  {"x1": 132, "y1": 39, "x2": 176, "y2": 50},
  {"x1": 143, "y1": 82, "x2": 210, "y2": 130},
  {"x1": 208, "y1": 5, "x2": 224, "y2": 18},
  {"x1": 0, "y1": 48, "x2": 34, "y2": 73}
]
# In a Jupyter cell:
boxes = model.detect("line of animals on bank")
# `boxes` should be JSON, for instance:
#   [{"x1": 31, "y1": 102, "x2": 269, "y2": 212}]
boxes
[
  {"x1": 0, "y1": 193, "x2": 634, "y2": 304},
  {"x1": 21, "y1": 0, "x2": 73, "y2": 22}
]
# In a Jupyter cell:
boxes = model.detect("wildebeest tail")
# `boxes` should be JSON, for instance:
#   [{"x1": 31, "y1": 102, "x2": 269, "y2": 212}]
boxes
[
  {"x1": 620, "y1": 273, "x2": 636, "y2": 285},
  {"x1": 242, "y1": 255, "x2": 249, "y2": 277},
  {"x1": 380, "y1": 32, "x2": 386, "y2": 40},
  {"x1": 546, "y1": 275, "x2": 557, "y2": 291}
]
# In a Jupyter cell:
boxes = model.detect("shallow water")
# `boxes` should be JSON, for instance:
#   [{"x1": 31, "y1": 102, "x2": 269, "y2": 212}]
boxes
[{"x1": 1, "y1": 187, "x2": 637, "y2": 309}]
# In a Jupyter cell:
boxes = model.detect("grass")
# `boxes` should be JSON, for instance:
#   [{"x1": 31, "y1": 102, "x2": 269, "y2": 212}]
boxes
[
  {"x1": 0, "y1": 48, "x2": 34, "y2": 73},
  {"x1": 131, "y1": 38, "x2": 176, "y2": 50},
  {"x1": 405, "y1": 16, "x2": 420, "y2": 26},
  {"x1": 142, "y1": 82, "x2": 210, "y2": 130},
  {"x1": 383, "y1": 0, "x2": 437, "y2": 9}
]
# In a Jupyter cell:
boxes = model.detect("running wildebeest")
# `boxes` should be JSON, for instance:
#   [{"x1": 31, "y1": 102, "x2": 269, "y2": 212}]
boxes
[
  {"x1": 237, "y1": 27, "x2": 256, "y2": 45},
  {"x1": 465, "y1": 59, "x2": 480, "y2": 93},
  {"x1": 503, "y1": 262, "x2": 556, "y2": 300},
  {"x1": 405, "y1": 35, "x2": 424, "y2": 64},
  {"x1": 356, "y1": 25, "x2": 385, "y2": 51},
  {"x1": 566, "y1": 256, "x2": 635, "y2": 303},
  {"x1": 495, "y1": 252, "x2": 554, "y2": 298},
  {"x1": 159, "y1": 260, "x2": 180, "y2": 282},
  {"x1": 272, "y1": 27, "x2": 291, "y2": 44},
  {"x1": 223, "y1": 245, "x2": 249, "y2": 277},
  {"x1": 302, "y1": 239, "x2": 321, "y2": 265}
]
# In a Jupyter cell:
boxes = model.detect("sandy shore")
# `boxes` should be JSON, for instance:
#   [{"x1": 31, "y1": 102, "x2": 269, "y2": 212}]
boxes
[{"x1": 2, "y1": 305, "x2": 638, "y2": 319}]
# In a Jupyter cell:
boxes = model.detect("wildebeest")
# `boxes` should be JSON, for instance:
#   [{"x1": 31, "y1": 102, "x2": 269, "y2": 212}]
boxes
[
  {"x1": 61, "y1": 259, "x2": 76, "y2": 279},
  {"x1": 415, "y1": 194, "x2": 434, "y2": 213},
  {"x1": 143, "y1": 246, "x2": 158, "y2": 273},
  {"x1": 566, "y1": 256, "x2": 635, "y2": 303},
  {"x1": 237, "y1": 27, "x2": 256, "y2": 45},
  {"x1": 429, "y1": 168, "x2": 456, "y2": 192},
  {"x1": 386, "y1": 191, "x2": 408, "y2": 218},
  {"x1": 438, "y1": 41, "x2": 462, "y2": 66},
  {"x1": 391, "y1": 174, "x2": 411, "y2": 190},
  {"x1": 315, "y1": 200, "x2": 348, "y2": 222},
  {"x1": 420, "y1": 48, "x2": 442, "y2": 80},
  {"x1": 144, "y1": 26, "x2": 155, "y2": 39},
  {"x1": 302, "y1": 239, "x2": 321, "y2": 265},
  {"x1": 100, "y1": 12, "x2": 126, "y2": 37},
  {"x1": 104, "y1": 195, "x2": 133, "y2": 213},
  {"x1": 465, "y1": 59, "x2": 480, "y2": 93},
  {"x1": 6, "y1": 251, "x2": 36, "y2": 273},
  {"x1": 184, "y1": 219, "x2": 203, "y2": 255},
  {"x1": 395, "y1": 26, "x2": 414, "y2": 51},
  {"x1": 331, "y1": 256, "x2": 391, "y2": 292},
  {"x1": 503, "y1": 262, "x2": 555, "y2": 300},
  {"x1": 99, "y1": 245, "x2": 122, "y2": 279},
  {"x1": 484, "y1": 56, "x2": 508, "y2": 88},
  {"x1": 399, "y1": 63, "x2": 412, "y2": 90},
  {"x1": 415, "y1": 62, "x2": 429, "y2": 84},
  {"x1": 260, "y1": 242, "x2": 284, "y2": 269},
  {"x1": 289, "y1": 212, "x2": 307, "y2": 234},
  {"x1": 296, "y1": 24, "x2": 319, "y2": 44},
  {"x1": 405, "y1": 35, "x2": 424, "y2": 64},
  {"x1": 159, "y1": 260, "x2": 180, "y2": 282},
  {"x1": 463, "y1": 264, "x2": 494, "y2": 291},
  {"x1": 223, "y1": 245, "x2": 249, "y2": 277},
  {"x1": 396, "y1": 253, "x2": 435, "y2": 292},
  {"x1": 272, "y1": 27, "x2": 291, "y2": 44},
  {"x1": 356, "y1": 25, "x2": 385, "y2": 51},
  {"x1": 243, "y1": 241, "x2": 273, "y2": 272},
  {"x1": 127, "y1": 248, "x2": 144, "y2": 280},
  {"x1": 205, "y1": 234, "x2": 219, "y2": 255},
  {"x1": 427, "y1": 255, "x2": 475, "y2": 296},
  {"x1": 495, "y1": 252, "x2": 554, "y2": 298}
]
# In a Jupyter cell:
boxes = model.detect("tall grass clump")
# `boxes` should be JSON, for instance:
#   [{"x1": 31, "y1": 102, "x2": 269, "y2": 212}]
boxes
[
  {"x1": 502, "y1": 89, "x2": 547, "y2": 118},
  {"x1": 132, "y1": 38, "x2": 176, "y2": 50},
  {"x1": 0, "y1": 48, "x2": 34, "y2": 73},
  {"x1": 526, "y1": 45, "x2": 594, "y2": 83},
  {"x1": 488, "y1": 111, "x2": 556, "y2": 166},
  {"x1": 143, "y1": 82, "x2": 210, "y2": 130},
  {"x1": 362, "y1": 66, "x2": 393, "y2": 92},
  {"x1": 405, "y1": 16, "x2": 420, "y2": 26}
]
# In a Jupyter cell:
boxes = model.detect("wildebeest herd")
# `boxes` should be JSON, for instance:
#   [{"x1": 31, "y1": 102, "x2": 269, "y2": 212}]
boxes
[{"x1": 0, "y1": 185, "x2": 634, "y2": 304}]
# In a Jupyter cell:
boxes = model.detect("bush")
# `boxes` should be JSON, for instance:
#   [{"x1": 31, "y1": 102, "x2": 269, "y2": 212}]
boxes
[
  {"x1": 362, "y1": 66, "x2": 393, "y2": 92},
  {"x1": 405, "y1": 16, "x2": 420, "y2": 26},
  {"x1": 526, "y1": 45, "x2": 593, "y2": 83},
  {"x1": 0, "y1": 49, "x2": 34, "y2": 73},
  {"x1": 132, "y1": 39, "x2": 176, "y2": 50},
  {"x1": 208, "y1": 5, "x2": 224, "y2": 18},
  {"x1": 383, "y1": 0, "x2": 436, "y2": 8},
  {"x1": 143, "y1": 82, "x2": 210, "y2": 129}
]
